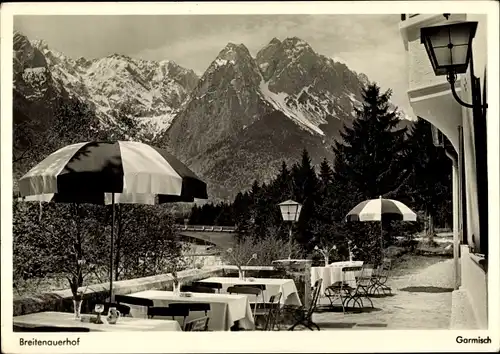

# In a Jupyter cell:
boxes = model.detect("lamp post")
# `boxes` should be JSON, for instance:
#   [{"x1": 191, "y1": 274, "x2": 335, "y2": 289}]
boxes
[
  {"x1": 420, "y1": 19, "x2": 488, "y2": 257},
  {"x1": 278, "y1": 200, "x2": 302, "y2": 259}
]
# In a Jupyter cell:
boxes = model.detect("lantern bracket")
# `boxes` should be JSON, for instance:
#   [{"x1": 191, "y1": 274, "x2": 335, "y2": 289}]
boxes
[{"x1": 447, "y1": 71, "x2": 488, "y2": 110}]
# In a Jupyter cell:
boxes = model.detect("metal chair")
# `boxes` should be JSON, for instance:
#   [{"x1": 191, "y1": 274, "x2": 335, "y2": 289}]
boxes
[
  {"x1": 324, "y1": 267, "x2": 357, "y2": 313},
  {"x1": 233, "y1": 284, "x2": 267, "y2": 304},
  {"x1": 180, "y1": 285, "x2": 216, "y2": 294},
  {"x1": 147, "y1": 306, "x2": 190, "y2": 328},
  {"x1": 227, "y1": 286, "x2": 262, "y2": 317},
  {"x1": 184, "y1": 316, "x2": 210, "y2": 331},
  {"x1": 288, "y1": 279, "x2": 323, "y2": 331},
  {"x1": 254, "y1": 292, "x2": 282, "y2": 331},
  {"x1": 115, "y1": 295, "x2": 154, "y2": 309},
  {"x1": 169, "y1": 302, "x2": 210, "y2": 316},
  {"x1": 343, "y1": 266, "x2": 374, "y2": 308},
  {"x1": 192, "y1": 281, "x2": 222, "y2": 293},
  {"x1": 370, "y1": 258, "x2": 393, "y2": 295}
]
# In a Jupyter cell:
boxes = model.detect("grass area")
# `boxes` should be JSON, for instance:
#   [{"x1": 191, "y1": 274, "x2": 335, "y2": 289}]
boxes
[{"x1": 390, "y1": 253, "x2": 450, "y2": 277}]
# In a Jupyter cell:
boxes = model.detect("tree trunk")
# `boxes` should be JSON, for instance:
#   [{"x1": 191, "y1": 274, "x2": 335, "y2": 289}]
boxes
[{"x1": 427, "y1": 211, "x2": 435, "y2": 244}]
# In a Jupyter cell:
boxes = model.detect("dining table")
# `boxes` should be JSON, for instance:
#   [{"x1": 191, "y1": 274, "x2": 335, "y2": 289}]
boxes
[
  {"x1": 198, "y1": 277, "x2": 302, "y2": 306},
  {"x1": 13, "y1": 311, "x2": 182, "y2": 332},
  {"x1": 125, "y1": 290, "x2": 255, "y2": 331},
  {"x1": 311, "y1": 261, "x2": 365, "y2": 295}
]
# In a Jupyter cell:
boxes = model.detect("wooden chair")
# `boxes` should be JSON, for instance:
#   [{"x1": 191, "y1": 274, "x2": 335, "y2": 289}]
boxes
[
  {"x1": 147, "y1": 306, "x2": 190, "y2": 328},
  {"x1": 227, "y1": 286, "x2": 262, "y2": 317},
  {"x1": 184, "y1": 316, "x2": 210, "y2": 331},
  {"x1": 192, "y1": 281, "x2": 222, "y2": 293},
  {"x1": 288, "y1": 279, "x2": 323, "y2": 331},
  {"x1": 180, "y1": 285, "x2": 216, "y2": 294},
  {"x1": 14, "y1": 325, "x2": 90, "y2": 332}
]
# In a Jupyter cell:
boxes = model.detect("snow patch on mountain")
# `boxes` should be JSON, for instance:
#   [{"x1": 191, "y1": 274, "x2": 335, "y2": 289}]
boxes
[
  {"x1": 138, "y1": 113, "x2": 176, "y2": 138},
  {"x1": 259, "y1": 79, "x2": 325, "y2": 136}
]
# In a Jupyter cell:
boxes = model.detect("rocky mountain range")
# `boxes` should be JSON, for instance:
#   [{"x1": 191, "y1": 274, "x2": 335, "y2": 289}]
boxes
[{"x1": 13, "y1": 31, "x2": 412, "y2": 200}]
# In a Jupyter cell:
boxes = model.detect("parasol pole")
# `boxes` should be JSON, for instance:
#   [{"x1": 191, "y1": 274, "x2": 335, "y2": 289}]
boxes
[
  {"x1": 109, "y1": 193, "x2": 115, "y2": 304},
  {"x1": 380, "y1": 196, "x2": 384, "y2": 263},
  {"x1": 380, "y1": 217, "x2": 384, "y2": 262}
]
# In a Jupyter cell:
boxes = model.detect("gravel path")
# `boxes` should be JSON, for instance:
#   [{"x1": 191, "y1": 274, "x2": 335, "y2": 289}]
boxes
[{"x1": 303, "y1": 257, "x2": 455, "y2": 330}]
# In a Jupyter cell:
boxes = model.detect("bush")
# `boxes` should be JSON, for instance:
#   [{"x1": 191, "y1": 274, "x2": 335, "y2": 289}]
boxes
[
  {"x1": 13, "y1": 200, "x2": 184, "y2": 297},
  {"x1": 220, "y1": 227, "x2": 304, "y2": 267}
]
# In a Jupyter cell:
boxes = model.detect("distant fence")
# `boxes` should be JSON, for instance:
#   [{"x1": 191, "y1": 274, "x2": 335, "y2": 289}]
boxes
[{"x1": 174, "y1": 224, "x2": 237, "y2": 233}]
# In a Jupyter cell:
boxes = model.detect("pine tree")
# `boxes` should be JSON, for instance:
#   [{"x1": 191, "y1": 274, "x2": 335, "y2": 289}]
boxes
[
  {"x1": 318, "y1": 157, "x2": 333, "y2": 189},
  {"x1": 288, "y1": 149, "x2": 320, "y2": 249},
  {"x1": 331, "y1": 83, "x2": 409, "y2": 262},
  {"x1": 333, "y1": 84, "x2": 409, "y2": 214}
]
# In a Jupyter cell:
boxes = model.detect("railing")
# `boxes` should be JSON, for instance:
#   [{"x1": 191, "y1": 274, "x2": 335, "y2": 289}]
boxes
[{"x1": 174, "y1": 224, "x2": 237, "y2": 233}]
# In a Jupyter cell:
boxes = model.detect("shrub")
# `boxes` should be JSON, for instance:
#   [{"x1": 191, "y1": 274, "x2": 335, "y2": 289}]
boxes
[
  {"x1": 13, "y1": 200, "x2": 184, "y2": 297},
  {"x1": 220, "y1": 227, "x2": 304, "y2": 267}
]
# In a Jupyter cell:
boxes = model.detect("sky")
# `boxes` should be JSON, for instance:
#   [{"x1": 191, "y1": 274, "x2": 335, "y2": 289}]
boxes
[{"x1": 14, "y1": 14, "x2": 411, "y2": 114}]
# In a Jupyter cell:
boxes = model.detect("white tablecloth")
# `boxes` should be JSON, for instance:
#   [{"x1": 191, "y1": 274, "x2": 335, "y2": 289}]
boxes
[
  {"x1": 199, "y1": 277, "x2": 302, "y2": 306},
  {"x1": 126, "y1": 290, "x2": 254, "y2": 331},
  {"x1": 311, "y1": 261, "x2": 365, "y2": 295},
  {"x1": 329, "y1": 261, "x2": 364, "y2": 268},
  {"x1": 13, "y1": 311, "x2": 182, "y2": 332}
]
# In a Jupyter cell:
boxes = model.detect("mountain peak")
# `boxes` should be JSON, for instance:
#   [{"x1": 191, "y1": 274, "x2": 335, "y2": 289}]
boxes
[
  {"x1": 106, "y1": 53, "x2": 131, "y2": 60},
  {"x1": 221, "y1": 42, "x2": 251, "y2": 56},
  {"x1": 31, "y1": 39, "x2": 50, "y2": 51},
  {"x1": 269, "y1": 37, "x2": 281, "y2": 45},
  {"x1": 282, "y1": 36, "x2": 310, "y2": 48}
]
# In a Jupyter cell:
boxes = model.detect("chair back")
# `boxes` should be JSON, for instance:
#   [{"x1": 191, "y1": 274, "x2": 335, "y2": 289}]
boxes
[
  {"x1": 227, "y1": 286, "x2": 261, "y2": 296},
  {"x1": 14, "y1": 325, "x2": 90, "y2": 332},
  {"x1": 382, "y1": 258, "x2": 392, "y2": 270},
  {"x1": 357, "y1": 264, "x2": 374, "y2": 286},
  {"x1": 264, "y1": 292, "x2": 282, "y2": 331},
  {"x1": 341, "y1": 266, "x2": 361, "y2": 288},
  {"x1": 306, "y1": 279, "x2": 322, "y2": 318},
  {"x1": 148, "y1": 305, "x2": 190, "y2": 319},
  {"x1": 171, "y1": 302, "x2": 210, "y2": 316},
  {"x1": 181, "y1": 285, "x2": 216, "y2": 294},
  {"x1": 115, "y1": 295, "x2": 154, "y2": 308},
  {"x1": 233, "y1": 284, "x2": 266, "y2": 291},
  {"x1": 193, "y1": 281, "x2": 222, "y2": 292},
  {"x1": 184, "y1": 316, "x2": 210, "y2": 331}
]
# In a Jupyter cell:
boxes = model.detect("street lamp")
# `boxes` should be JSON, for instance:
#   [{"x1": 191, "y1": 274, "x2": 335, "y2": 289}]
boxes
[
  {"x1": 420, "y1": 21, "x2": 487, "y2": 113},
  {"x1": 278, "y1": 200, "x2": 302, "y2": 259},
  {"x1": 421, "y1": 19, "x2": 488, "y2": 257}
]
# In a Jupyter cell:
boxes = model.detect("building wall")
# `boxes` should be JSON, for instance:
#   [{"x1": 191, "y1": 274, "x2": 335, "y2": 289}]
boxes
[
  {"x1": 460, "y1": 245, "x2": 488, "y2": 328},
  {"x1": 400, "y1": 14, "x2": 488, "y2": 329},
  {"x1": 459, "y1": 15, "x2": 487, "y2": 252}
]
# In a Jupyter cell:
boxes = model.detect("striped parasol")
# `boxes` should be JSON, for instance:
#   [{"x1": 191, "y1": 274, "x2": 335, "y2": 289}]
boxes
[
  {"x1": 18, "y1": 141, "x2": 208, "y2": 301},
  {"x1": 345, "y1": 196, "x2": 417, "y2": 259},
  {"x1": 345, "y1": 196, "x2": 417, "y2": 222},
  {"x1": 19, "y1": 141, "x2": 207, "y2": 203}
]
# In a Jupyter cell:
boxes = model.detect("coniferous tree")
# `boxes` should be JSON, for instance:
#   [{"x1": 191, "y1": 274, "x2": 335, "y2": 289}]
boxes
[
  {"x1": 331, "y1": 83, "x2": 409, "y2": 262},
  {"x1": 318, "y1": 157, "x2": 334, "y2": 189}
]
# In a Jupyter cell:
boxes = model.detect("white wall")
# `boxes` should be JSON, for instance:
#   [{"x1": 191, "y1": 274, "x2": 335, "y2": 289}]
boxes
[{"x1": 460, "y1": 245, "x2": 488, "y2": 328}]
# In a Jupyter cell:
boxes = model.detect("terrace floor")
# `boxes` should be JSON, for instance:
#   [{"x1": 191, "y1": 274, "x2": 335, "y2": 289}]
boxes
[{"x1": 288, "y1": 256, "x2": 454, "y2": 330}]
